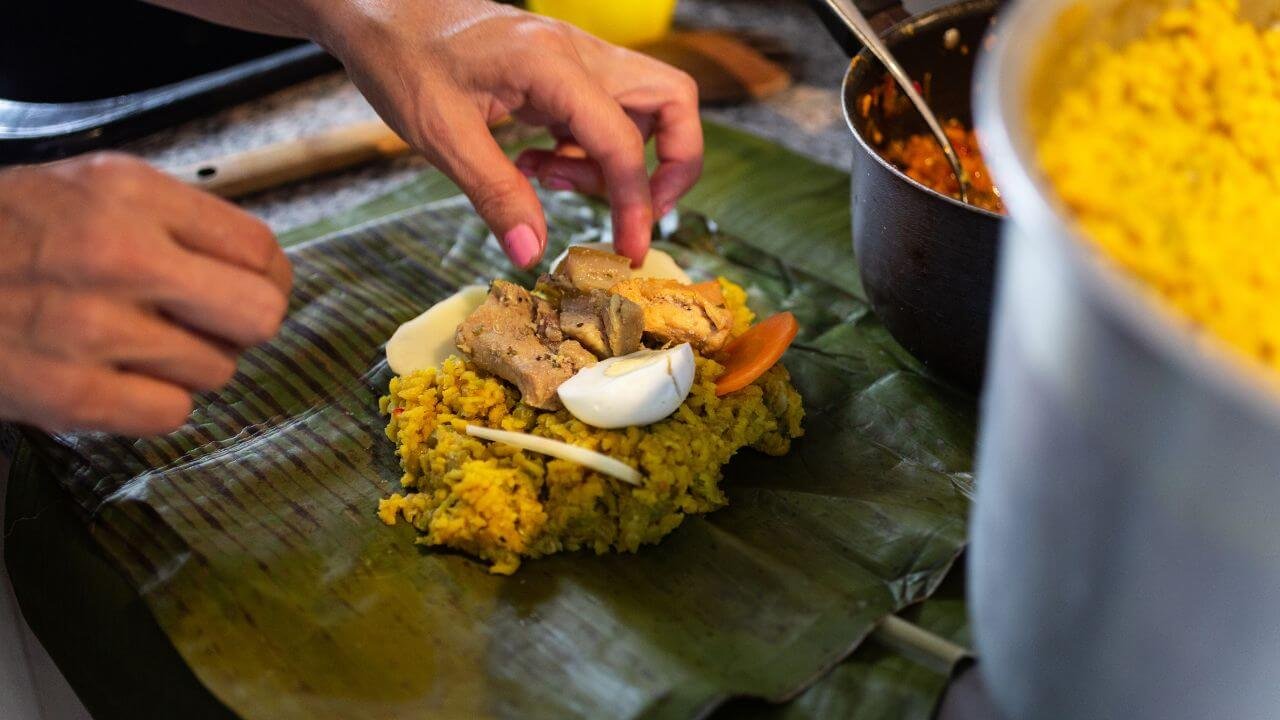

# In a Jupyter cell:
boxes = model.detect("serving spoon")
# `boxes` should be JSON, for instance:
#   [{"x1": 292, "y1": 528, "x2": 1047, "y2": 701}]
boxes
[{"x1": 822, "y1": 0, "x2": 971, "y2": 204}]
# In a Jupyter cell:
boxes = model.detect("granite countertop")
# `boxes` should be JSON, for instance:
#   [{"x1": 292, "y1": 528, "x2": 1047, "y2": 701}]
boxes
[{"x1": 127, "y1": 0, "x2": 874, "y2": 234}]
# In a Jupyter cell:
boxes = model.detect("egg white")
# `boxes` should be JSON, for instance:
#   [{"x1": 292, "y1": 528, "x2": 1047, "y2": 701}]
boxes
[{"x1": 557, "y1": 344, "x2": 696, "y2": 429}]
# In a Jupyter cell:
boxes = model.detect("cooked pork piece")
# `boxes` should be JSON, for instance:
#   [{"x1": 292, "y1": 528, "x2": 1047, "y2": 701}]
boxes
[
  {"x1": 556, "y1": 339, "x2": 597, "y2": 370},
  {"x1": 554, "y1": 246, "x2": 632, "y2": 292},
  {"x1": 533, "y1": 296, "x2": 563, "y2": 344},
  {"x1": 560, "y1": 290, "x2": 644, "y2": 358},
  {"x1": 455, "y1": 281, "x2": 596, "y2": 409},
  {"x1": 609, "y1": 278, "x2": 734, "y2": 354}
]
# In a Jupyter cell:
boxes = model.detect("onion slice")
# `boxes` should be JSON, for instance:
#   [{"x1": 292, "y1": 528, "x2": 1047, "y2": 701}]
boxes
[{"x1": 465, "y1": 425, "x2": 642, "y2": 485}]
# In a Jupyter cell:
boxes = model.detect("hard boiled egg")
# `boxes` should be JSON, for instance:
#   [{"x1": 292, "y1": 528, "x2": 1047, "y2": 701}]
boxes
[
  {"x1": 557, "y1": 344, "x2": 695, "y2": 429},
  {"x1": 549, "y1": 242, "x2": 691, "y2": 284},
  {"x1": 386, "y1": 285, "x2": 488, "y2": 376}
]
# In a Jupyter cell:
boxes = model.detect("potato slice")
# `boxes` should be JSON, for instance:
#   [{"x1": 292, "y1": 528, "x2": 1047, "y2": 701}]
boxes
[{"x1": 386, "y1": 285, "x2": 488, "y2": 375}]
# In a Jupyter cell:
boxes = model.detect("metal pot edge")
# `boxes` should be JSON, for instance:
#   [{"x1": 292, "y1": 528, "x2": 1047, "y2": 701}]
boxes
[{"x1": 838, "y1": 0, "x2": 1007, "y2": 222}]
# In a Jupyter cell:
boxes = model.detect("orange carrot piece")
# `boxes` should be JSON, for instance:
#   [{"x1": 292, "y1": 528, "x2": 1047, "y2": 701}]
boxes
[{"x1": 714, "y1": 311, "x2": 799, "y2": 396}]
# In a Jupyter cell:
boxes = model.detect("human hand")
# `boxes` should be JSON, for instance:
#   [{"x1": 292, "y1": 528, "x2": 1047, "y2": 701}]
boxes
[
  {"x1": 310, "y1": 0, "x2": 703, "y2": 269},
  {"x1": 0, "y1": 153, "x2": 292, "y2": 436}
]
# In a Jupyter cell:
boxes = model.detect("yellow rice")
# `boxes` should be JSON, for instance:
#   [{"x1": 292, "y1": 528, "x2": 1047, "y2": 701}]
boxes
[
  {"x1": 377, "y1": 277, "x2": 805, "y2": 574},
  {"x1": 1038, "y1": 0, "x2": 1280, "y2": 372}
]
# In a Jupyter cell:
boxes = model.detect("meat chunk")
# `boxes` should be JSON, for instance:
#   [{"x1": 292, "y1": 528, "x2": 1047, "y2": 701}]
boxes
[
  {"x1": 454, "y1": 281, "x2": 595, "y2": 409},
  {"x1": 554, "y1": 246, "x2": 632, "y2": 292},
  {"x1": 560, "y1": 290, "x2": 644, "y2": 358},
  {"x1": 610, "y1": 278, "x2": 734, "y2": 354},
  {"x1": 691, "y1": 280, "x2": 726, "y2": 307},
  {"x1": 556, "y1": 339, "x2": 597, "y2": 370},
  {"x1": 533, "y1": 296, "x2": 563, "y2": 344}
]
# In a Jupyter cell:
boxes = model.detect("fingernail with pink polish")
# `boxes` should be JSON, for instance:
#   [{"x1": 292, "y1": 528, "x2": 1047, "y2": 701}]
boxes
[
  {"x1": 542, "y1": 176, "x2": 576, "y2": 192},
  {"x1": 503, "y1": 224, "x2": 541, "y2": 269}
]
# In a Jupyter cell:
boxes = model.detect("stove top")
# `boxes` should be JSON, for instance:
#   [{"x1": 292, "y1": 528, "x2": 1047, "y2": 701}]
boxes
[{"x1": 0, "y1": 0, "x2": 336, "y2": 162}]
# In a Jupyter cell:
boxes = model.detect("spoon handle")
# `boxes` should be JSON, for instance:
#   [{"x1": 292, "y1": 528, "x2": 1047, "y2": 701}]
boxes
[{"x1": 822, "y1": 0, "x2": 971, "y2": 204}]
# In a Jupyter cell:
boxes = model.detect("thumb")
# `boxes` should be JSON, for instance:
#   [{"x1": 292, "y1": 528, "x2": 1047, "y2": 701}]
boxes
[{"x1": 425, "y1": 107, "x2": 548, "y2": 270}]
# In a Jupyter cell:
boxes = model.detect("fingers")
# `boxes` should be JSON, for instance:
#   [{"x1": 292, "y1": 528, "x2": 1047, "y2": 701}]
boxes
[
  {"x1": 513, "y1": 53, "x2": 698, "y2": 261},
  {"x1": 0, "y1": 350, "x2": 193, "y2": 436},
  {"x1": 643, "y1": 69, "x2": 703, "y2": 216},
  {"x1": 609, "y1": 66, "x2": 702, "y2": 216},
  {"x1": 516, "y1": 149, "x2": 606, "y2": 197},
  {"x1": 37, "y1": 218, "x2": 287, "y2": 350},
  {"x1": 566, "y1": 100, "x2": 653, "y2": 265},
  {"x1": 155, "y1": 186, "x2": 293, "y2": 296},
  {"x1": 516, "y1": 115, "x2": 655, "y2": 200},
  {"x1": 50, "y1": 153, "x2": 294, "y2": 296},
  {"x1": 576, "y1": 44, "x2": 702, "y2": 217},
  {"x1": 0, "y1": 152, "x2": 287, "y2": 437},
  {"x1": 147, "y1": 247, "x2": 289, "y2": 349},
  {"x1": 13, "y1": 287, "x2": 238, "y2": 392},
  {"x1": 425, "y1": 100, "x2": 548, "y2": 269},
  {"x1": 649, "y1": 94, "x2": 704, "y2": 217},
  {"x1": 529, "y1": 64, "x2": 653, "y2": 265}
]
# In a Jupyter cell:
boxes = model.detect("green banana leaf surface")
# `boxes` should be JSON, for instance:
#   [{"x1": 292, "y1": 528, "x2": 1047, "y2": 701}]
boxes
[
  {"x1": 716, "y1": 562, "x2": 971, "y2": 720},
  {"x1": 11, "y1": 123, "x2": 975, "y2": 720},
  {"x1": 3, "y1": 437, "x2": 969, "y2": 720}
]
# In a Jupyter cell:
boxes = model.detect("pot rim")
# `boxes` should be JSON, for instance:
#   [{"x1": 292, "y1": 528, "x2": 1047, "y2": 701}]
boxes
[
  {"x1": 974, "y1": 0, "x2": 1280, "y2": 427},
  {"x1": 839, "y1": 0, "x2": 1005, "y2": 222}
]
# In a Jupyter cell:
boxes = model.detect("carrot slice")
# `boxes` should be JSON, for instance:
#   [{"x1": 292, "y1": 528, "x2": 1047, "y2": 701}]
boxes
[{"x1": 714, "y1": 312, "x2": 799, "y2": 396}]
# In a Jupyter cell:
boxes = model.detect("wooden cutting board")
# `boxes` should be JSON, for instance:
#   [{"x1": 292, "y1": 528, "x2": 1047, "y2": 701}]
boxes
[
  {"x1": 170, "y1": 30, "x2": 791, "y2": 199},
  {"x1": 642, "y1": 29, "x2": 792, "y2": 104}
]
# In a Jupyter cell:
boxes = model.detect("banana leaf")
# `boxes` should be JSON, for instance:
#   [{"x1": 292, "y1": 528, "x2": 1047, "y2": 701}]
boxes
[
  {"x1": 714, "y1": 562, "x2": 971, "y2": 720},
  {"x1": 7, "y1": 122, "x2": 974, "y2": 720}
]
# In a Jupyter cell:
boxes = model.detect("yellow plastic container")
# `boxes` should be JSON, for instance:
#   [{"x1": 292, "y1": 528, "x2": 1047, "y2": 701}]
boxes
[{"x1": 527, "y1": 0, "x2": 677, "y2": 47}]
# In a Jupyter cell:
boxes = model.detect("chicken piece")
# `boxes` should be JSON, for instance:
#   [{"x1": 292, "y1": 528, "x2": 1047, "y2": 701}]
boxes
[
  {"x1": 692, "y1": 280, "x2": 726, "y2": 307},
  {"x1": 455, "y1": 281, "x2": 595, "y2": 410},
  {"x1": 554, "y1": 246, "x2": 632, "y2": 292},
  {"x1": 560, "y1": 290, "x2": 644, "y2": 358},
  {"x1": 610, "y1": 278, "x2": 734, "y2": 354}
]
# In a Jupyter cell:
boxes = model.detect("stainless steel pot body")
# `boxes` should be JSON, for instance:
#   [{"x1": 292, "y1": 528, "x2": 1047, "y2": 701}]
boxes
[{"x1": 971, "y1": 1, "x2": 1280, "y2": 719}]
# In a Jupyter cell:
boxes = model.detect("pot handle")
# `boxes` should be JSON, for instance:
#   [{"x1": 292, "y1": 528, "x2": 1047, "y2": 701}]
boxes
[{"x1": 805, "y1": 0, "x2": 911, "y2": 57}]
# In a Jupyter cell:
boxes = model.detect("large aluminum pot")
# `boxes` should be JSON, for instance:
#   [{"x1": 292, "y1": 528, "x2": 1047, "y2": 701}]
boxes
[{"x1": 970, "y1": 1, "x2": 1280, "y2": 719}]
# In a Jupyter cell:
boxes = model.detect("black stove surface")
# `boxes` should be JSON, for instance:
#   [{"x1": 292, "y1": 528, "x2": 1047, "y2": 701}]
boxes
[{"x1": 0, "y1": 0, "x2": 336, "y2": 162}]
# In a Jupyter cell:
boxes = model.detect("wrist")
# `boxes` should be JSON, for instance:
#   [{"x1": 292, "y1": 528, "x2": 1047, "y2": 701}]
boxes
[
  {"x1": 283, "y1": 0, "x2": 360, "y2": 49},
  {"x1": 301, "y1": 0, "x2": 516, "y2": 58}
]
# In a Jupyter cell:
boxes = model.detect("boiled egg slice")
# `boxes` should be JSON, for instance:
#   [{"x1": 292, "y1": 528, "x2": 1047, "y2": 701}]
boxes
[
  {"x1": 386, "y1": 285, "x2": 488, "y2": 376},
  {"x1": 558, "y1": 344, "x2": 695, "y2": 429},
  {"x1": 549, "y1": 242, "x2": 691, "y2": 284}
]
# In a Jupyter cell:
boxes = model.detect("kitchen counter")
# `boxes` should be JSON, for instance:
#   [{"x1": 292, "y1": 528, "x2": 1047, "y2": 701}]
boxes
[{"x1": 127, "y1": 0, "x2": 885, "y2": 234}]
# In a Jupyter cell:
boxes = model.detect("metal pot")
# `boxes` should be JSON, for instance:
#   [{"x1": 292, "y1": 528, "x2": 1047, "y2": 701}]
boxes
[
  {"x1": 811, "y1": 0, "x2": 1004, "y2": 390},
  {"x1": 971, "y1": 1, "x2": 1280, "y2": 718}
]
